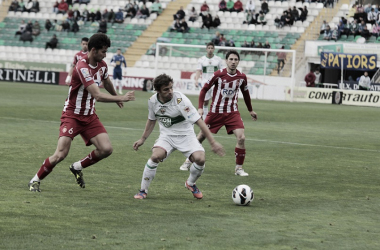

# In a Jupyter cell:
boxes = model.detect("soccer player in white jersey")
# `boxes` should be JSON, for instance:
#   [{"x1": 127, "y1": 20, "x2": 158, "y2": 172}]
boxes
[
  {"x1": 65, "y1": 37, "x2": 89, "y2": 85},
  {"x1": 28, "y1": 34, "x2": 135, "y2": 192},
  {"x1": 194, "y1": 42, "x2": 223, "y2": 120},
  {"x1": 133, "y1": 74, "x2": 225, "y2": 200},
  {"x1": 180, "y1": 50, "x2": 258, "y2": 176}
]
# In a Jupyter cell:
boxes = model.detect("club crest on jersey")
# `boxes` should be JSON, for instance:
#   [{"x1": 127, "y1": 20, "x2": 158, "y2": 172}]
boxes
[
  {"x1": 160, "y1": 108, "x2": 166, "y2": 114},
  {"x1": 158, "y1": 117, "x2": 172, "y2": 128},
  {"x1": 177, "y1": 98, "x2": 182, "y2": 104},
  {"x1": 98, "y1": 68, "x2": 103, "y2": 76},
  {"x1": 80, "y1": 68, "x2": 90, "y2": 78}
]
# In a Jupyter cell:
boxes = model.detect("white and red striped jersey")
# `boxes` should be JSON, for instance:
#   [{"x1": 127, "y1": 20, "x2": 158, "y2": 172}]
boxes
[
  {"x1": 63, "y1": 55, "x2": 109, "y2": 116},
  {"x1": 72, "y1": 51, "x2": 88, "y2": 65},
  {"x1": 198, "y1": 68, "x2": 252, "y2": 113}
]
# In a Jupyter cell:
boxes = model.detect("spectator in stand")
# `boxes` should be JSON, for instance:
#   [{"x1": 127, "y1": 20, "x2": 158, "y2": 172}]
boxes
[
  {"x1": 358, "y1": 72, "x2": 371, "y2": 90},
  {"x1": 356, "y1": 4, "x2": 364, "y2": 13},
  {"x1": 243, "y1": 10, "x2": 253, "y2": 24},
  {"x1": 257, "y1": 12, "x2": 266, "y2": 25},
  {"x1": 261, "y1": 0, "x2": 269, "y2": 14},
  {"x1": 361, "y1": 26, "x2": 371, "y2": 40},
  {"x1": 53, "y1": 19, "x2": 61, "y2": 31},
  {"x1": 151, "y1": 0, "x2": 162, "y2": 15},
  {"x1": 226, "y1": 0, "x2": 234, "y2": 12},
  {"x1": 25, "y1": 0, "x2": 33, "y2": 12},
  {"x1": 320, "y1": 20, "x2": 327, "y2": 34},
  {"x1": 263, "y1": 40, "x2": 271, "y2": 50},
  {"x1": 364, "y1": 4, "x2": 372, "y2": 14},
  {"x1": 211, "y1": 31, "x2": 221, "y2": 45},
  {"x1": 97, "y1": 18, "x2": 107, "y2": 33},
  {"x1": 30, "y1": 0, "x2": 40, "y2": 12},
  {"x1": 331, "y1": 27, "x2": 339, "y2": 41},
  {"x1": 61, "y1": 20, "x2": 70, "y2": 32},
  {"x1": 367, "y1": 8, "x2": 377, "y2": 25},
  {"x1": 314, "y1": 69, "x2": 322, "y2": 88},
  {"x1": 219, "y1": 33, "x2": 227, "y2": 45},
  {"x1": 15, "y1": 20, "x2": 26, "y2": 37},
  {"x1": 173, "y1": 6, "x2": 185, "y2": 20},
  {"x1": 45, "y1": 34, "x2": 58, "y2": 49},
  {"x1": 276, "y1": 46, "x2": 287, "y2": 74},
  {"x1": 88, "y1": 9, "x2": 96, "y2": 22},
  {"x1": 133, "y1": 1, "x2": 140, "y2": 13},
  {"x1": 125, "y1": 6, "x2": 136, "y2": 19},
  {"x1": 227, "y1": 39, "x2": 235, "y2": 47},
  {"x1": 250, "y1": 40, "x2": 256, "y2": 48},
  {"x1": 17, "y1": 0, "x2": 26, "y2": 12},
  {"x1": 357, "y1": 20, "x2": 366, "y2": 36},
  {"x1": 304, "y1": 69, "x2": 316, "y2": 87},
  {"x1": 25, "y1": 20, "x2": 33, "y2": 33},
  {"x1": 139, "y1": 5, "x2": 150, "y2": 19},
  {"x1": 372, "y1": 22, "x2": 380, "y2": 38},
  {"x1": 323, "y1": 25, "x2": 332, "y2": 40},
  {"x1": 73, "y1": 7, "x2": 81, "y2": 21},
  {"x1": 9, "y1": 0, "x2": 19, "y2": 11},
  {"x1": 212, "y1": 15, "x2": 221, "y2": 28},
  {"x1": 241, "y1": 41, "x2": 249, "y2": 47},
  {"x1": 201, "y1": 13, "x2": 213, "y2": 29},
  {"x1": 81, "y1": 8, "x2": 89, "y2": 22},
  {"x1": 20, "y1": 30, "x2": 33, "y2": 43},
  {"x1": 200, "y1": 1, "x2": 209, "y2": 12},
  {"x1": 291, "y1": 6, "x2": 299, "y2": 21},
  {"x1": 67, "y1": 6, "x2": 74, "y2": 20},
  {"x1": 171, "y1": 19, "x2": 181, "y2": 32},
  {"x1": 256, "y1": 42, "x2": 264, "y2": 56},
  {"x1": 219, "y1": 0, "x2": 227, "y2": 12},
  {"x1": 125, "y1": 0, "x2": 133, "y2": 11},
  {"x1": 274, "y1": 15, "x2": 282, "y2": 28},
  {"x1": 180, "y1": 18, "x2": 190, "y2": 33},
  {"x1": 52, "y1": 1, "x2": 59, "y2": 13},
  {"x1": 57, "y1": 0, "x2": 68, "y2": 14},
  {"x1": 189, "y1": 7, "x2": 198, "y2": 22},
  {"x1": 245, "y1": 0, "x2": 255, "y2": 13},
  {"x1": 32, "y1": 20, "x2": 40, "y2": 36},
  {"x1": 349, "y1": 19, "x2": 358, "y2": 35},
  {"x1": 45, "y1": 19, "x2": 52, "y2": 32},
  {"x1": 299, "y1": 6, "x2": 308, "y2": 22},
  {"x1": 102, "y1": 9, "x2": 109, "y2": 20},
  {"x1": 347, "y1": 3, "x2": 356, "y2": 17},
  {"x1": 71, "y1": 19, "x2": 79, "y2": 33},
  {"x1": 95, "y1": 9, "x2": 102, "y2": 22},
  {"x1": 285, "y1": 13, "x2": 294, "y2": 26},
  {"x1": 114, "y1": 8, "x2": 124, "y2": 23},
  {"x1": 233, "y1": 0, "x2": 243, "y2": 12}
]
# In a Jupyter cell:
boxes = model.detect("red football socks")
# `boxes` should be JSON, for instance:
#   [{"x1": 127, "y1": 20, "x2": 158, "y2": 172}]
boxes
[
  {"x1": 37, "y1": 157, "x2": 55, "y2": 180},
  {"x1": 80, "y1": 150, "x2": 100, "y2": 168},
  {"x1": 235, "y1": 147, "x2": 246, "y2": 165}
]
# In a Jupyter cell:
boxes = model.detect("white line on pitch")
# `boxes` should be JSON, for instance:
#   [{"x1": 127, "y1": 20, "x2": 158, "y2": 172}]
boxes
[{"x1": 2, "y1": 116, "x2": 379, "y2": 152}]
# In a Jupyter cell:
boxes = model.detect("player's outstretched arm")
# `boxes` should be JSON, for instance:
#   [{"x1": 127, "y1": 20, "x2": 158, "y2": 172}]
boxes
[
  {"x1": 194, "y1": 69, "x2": 201, "y2": 89},
  {"x1": 86, "y1": 82, "x2": 135, "y2": 103},
  {"x1": 195, "y1": 118, "x2": 225, "y2": 156},
  {"x1": 133, "y1": 119, "x2": 156, "y2": 151},
  {"x1": 65, "y1": 65, "x2": 74, "y2": 85}
]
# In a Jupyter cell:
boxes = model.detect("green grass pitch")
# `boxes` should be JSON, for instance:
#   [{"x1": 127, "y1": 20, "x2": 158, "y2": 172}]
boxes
[{"x1": 0, "y1": 81, "x2": 379, "y2": 249}]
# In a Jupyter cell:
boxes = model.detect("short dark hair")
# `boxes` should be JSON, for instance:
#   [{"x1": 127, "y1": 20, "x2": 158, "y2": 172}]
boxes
[
  {"x1": 153, "y1": 74, "x2": 173, "y2": 91},
  {"x1": 81, "y1": 37, "x2": 89, "y2": 42},
  {"x1": 206, "y1": 42, "x2": 214, "y2": 48},
  {"x1": 225, "y1": 50, "x2": 240, "y2": 60},
  {"x1": 88, "y1": 33, "x2": 111, "y2": 51}
]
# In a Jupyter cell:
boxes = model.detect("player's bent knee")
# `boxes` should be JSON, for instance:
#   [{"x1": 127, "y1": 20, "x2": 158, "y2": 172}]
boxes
[
  {"x1": 150, "y1": 154, "x2": 164, "y2": 163},
  {"x1": 101, "y1": 146, "x2": 113, "y2": 157},
  {"x1": 191, "y1": 152, "x2": 206, "y2": 166}
]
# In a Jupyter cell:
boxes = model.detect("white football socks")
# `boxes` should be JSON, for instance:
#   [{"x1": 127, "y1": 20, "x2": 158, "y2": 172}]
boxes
[
  {"x1": 141, "y1": 159, "x2": 158, "y2": 192},
  {"x1": 187, "y1": 163, "x2": 205, "y2": 186},
  {"x1": 30, "y1": 174, "x2": 40, "y2": 183}
]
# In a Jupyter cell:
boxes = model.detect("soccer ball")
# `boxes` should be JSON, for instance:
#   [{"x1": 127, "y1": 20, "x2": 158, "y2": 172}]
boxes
[{"x1": 232, "y1": 184, "x2": 254, "y2": 206}]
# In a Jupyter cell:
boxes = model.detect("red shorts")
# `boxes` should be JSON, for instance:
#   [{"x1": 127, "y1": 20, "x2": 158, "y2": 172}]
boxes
[
  {"x1": 59, "y1": 112, "x2": 107, "y2": 146},
  {"x1": 204, "y1": 111, "x2": 244, "y2": 134}
]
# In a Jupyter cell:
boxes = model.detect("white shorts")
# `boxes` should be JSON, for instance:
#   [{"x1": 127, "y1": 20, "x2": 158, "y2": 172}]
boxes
[{"x1": 153, "y1": 134, "x2": 204, "y2": 160}]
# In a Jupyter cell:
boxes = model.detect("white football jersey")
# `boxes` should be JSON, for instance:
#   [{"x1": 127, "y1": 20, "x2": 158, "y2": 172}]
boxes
[
  {"x1": 148, "y1": 91, "x2": 201, "y2": 136},
  {"x1": 197, "y1": 55, "x2": 224, "y2": 83}
]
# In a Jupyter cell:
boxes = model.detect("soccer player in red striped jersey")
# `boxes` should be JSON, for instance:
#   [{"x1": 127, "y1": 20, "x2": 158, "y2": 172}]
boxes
[
  {"x1": 28, "y1": 33, "x2": 135, "y2": 192},
  {"x1": 65, "y1": 37, "x2": 89, "y2": 85},
  {"x1": 180, "y1": 50, "x2": 257, "y2": 176}
]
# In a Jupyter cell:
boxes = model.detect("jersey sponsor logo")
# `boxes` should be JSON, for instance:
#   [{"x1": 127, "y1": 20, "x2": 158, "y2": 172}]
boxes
[
  {"x1": 81, "y1": 68, "x2": 90, "y2": 78},
  {"x1": 222, "y1": 88, "x2": 237, "y2": 97},
  {"x1": 177, "y1": 98, "x2": 182, "y2": 104},
  {"x1": 85, "y1": 77, "x2": 92, "y2": 82},
  {"x1": 158, "y1": 117, "x2": 172, "y2": 127},
  {"x1": 188, "y1": 112, "x2": 196, "y2": 119}
]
